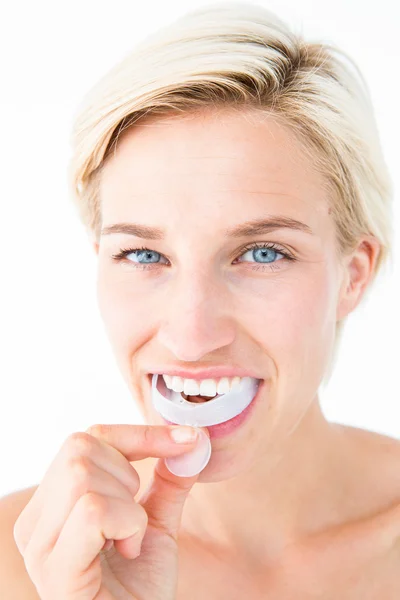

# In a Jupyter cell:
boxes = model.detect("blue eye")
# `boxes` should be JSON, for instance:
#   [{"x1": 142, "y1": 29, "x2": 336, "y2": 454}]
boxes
[
  {"x1": 125, "y1": 248, "x2": 165, "y2": 265},
  {"x1": 237, "y1": 245, "x2": 284, "y2": 265},
  {"x1": 111, "y1": 242, "x2": 296, "y2": 272}
]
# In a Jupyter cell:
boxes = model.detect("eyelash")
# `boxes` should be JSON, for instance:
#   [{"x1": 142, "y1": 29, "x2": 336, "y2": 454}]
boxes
[{"x1": 111, "y1": 242, "x2": 296, "y2": 272}]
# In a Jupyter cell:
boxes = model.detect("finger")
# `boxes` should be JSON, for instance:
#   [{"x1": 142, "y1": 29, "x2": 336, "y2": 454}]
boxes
[
  {"x1": 86, "y1": 424, "x2": 201, "y2": 462},
  {"x1": 45, "y1": 493, "x2": 147, "y2": 591},
  {"x1": 15, "y1": 424, "x2": 199, "y2": 553},
  {"x1": 137, "y1": 430, "x2": 210, "y2": 542},
  {"x1": 14, "y1": 430, "x2": 143, "y2": 552},
  {"x1": 102, "y1": 538, "x2": 114, "y2": 552},
  {"x1": 23, "y1": 456, "x2": 135, "y2": 564}
]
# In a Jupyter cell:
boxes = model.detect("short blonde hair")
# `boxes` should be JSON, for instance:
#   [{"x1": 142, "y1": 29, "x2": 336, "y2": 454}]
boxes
[{"x1": 68, "y1": 1, "x2": 394, "y2": 386}]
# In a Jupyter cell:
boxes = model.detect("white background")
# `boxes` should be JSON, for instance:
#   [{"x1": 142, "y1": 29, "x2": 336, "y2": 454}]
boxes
[{"x1": 0, "y1": 0, "x2": 399, "y2": 498}]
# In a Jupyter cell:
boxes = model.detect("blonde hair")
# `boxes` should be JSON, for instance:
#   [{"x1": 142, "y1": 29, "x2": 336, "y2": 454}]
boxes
[{"x1": 68, "y1": 1, "x2": 394, "y2": 386}]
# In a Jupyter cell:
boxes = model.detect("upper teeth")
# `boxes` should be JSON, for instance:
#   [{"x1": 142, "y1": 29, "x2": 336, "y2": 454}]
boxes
[{"x1": 162, "y1": 375, "x2": 248, "y2": 397}]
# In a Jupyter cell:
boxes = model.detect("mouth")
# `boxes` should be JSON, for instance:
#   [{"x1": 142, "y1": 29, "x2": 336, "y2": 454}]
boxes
[
  {"x1": 147, "y1": 372, "x2": 264, "y2": 431},
  {"x1": 146, "y1": 373, "x2": 259, "y2": 404},
  {"x1": 147, "y1": 374, "x2": 222, "y2": 405},
  {"x1": 163, "y1": 377, "x2": 266, "y2": 438}
]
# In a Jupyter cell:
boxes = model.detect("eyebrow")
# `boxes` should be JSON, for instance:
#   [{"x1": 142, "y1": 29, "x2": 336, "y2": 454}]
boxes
[{"x1": 101, "y1": 216, "x2": 313, "y2": 239}]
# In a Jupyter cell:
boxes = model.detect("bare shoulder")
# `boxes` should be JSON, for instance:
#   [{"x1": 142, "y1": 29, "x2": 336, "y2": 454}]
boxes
[
  {"x1": 0, "y1": 484, "x2": 39, "y2": 508},
  {"x1": 325, "y1": 426, "x2": 400, "y2": 562},
  {"x1": 270, "y1": 428, "x2": 400, "y2": 596},
  {"x1": 373, "y1": 432, "x2": 400, "y2": 548},
  {"x1": 349, "y1": 424, "x2": 400, "y2": 495},
  {"x1": 343, "y1": 425, "x2": 400, "y2": 527},
  {"x1": 0, "y1": 485, "x2": 40, "y2": 599}
]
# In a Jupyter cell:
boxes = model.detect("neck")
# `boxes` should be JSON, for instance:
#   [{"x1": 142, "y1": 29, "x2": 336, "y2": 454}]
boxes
[{"x1": 180, "y1": 396, "x2": 351, "y2": 568}]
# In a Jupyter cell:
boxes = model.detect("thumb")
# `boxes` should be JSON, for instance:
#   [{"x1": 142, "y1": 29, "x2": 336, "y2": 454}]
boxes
[{"x1": 137, "y1": 427, "x2": 210, "y2": 539}]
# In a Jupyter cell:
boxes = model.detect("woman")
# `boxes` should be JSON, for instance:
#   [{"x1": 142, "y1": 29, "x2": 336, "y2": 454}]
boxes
[{"x1": 2, "y1": 2, "x2": 399, "y2": 598}]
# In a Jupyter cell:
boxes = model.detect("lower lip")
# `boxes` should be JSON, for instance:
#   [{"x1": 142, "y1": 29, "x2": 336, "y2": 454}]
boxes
[{"x1": 161, "y1": 379, "x2": 265, "y2": 439}]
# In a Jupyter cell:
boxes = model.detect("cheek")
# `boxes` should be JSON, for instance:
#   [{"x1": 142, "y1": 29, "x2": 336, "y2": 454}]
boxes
[
  {"x1": 96, "y1": 258, "x2": 337, "y2": 380},
  {"x1": 263, "y1": 270, "x2": 337, "y2": 384},
  {"x1": 233, "y1": 270, "x2": 330, "y2": 337},
  {"x1": 96, "y1": 268, "x2": 151, "y2": 350}
]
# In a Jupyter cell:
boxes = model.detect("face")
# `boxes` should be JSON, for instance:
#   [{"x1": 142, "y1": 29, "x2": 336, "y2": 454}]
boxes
[{"x1": 95, "y1": 108, "x2": 350, "y2": 476}]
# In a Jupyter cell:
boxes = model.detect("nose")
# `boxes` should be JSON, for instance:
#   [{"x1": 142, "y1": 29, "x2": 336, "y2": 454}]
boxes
[{"x1": 156, "y1": 271, "x2": 236, "y2": 362}]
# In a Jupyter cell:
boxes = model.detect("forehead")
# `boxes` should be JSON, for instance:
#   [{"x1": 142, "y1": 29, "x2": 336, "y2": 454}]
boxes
[{"x1": 99, "y1": 108, "x2": 331, "y2": 229}]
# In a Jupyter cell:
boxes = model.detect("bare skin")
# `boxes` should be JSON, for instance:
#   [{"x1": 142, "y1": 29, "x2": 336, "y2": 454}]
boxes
[
  {"x1": 2, "y1": 424, "x2": 400, "y2": 597},
  {"x1": 118, "y1": 425, "x2": 399, "y2": 598},
  {"x1": 91, "y1": 106, "x2": 398, "y2": 595},
  {"x1": 176, "y1": 425, "x2": 400, "y2": 598},
  {"x1": 3, "y1": 107, "x2": 398, "y2": 598}
]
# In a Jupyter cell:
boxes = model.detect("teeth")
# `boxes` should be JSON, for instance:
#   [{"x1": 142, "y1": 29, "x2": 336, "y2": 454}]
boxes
[
  {"x1": 163, "y1": 374, "x2": 245, "y2": 397},
  {"x1": 183, "y1": 379, "x2": 201, "y2": 396},
  {"x1": 217, "y1": 378, "x2": 231, "y2": 394},
  {"x1": 199, "y1": 379, "x2": 219, "y2": 397},
  {"x1": 169, "y1": 376, "x2": 185, "y2": 393},
  {"x1": 152, "y1": 373, "x2": 261, "y2": 427}
]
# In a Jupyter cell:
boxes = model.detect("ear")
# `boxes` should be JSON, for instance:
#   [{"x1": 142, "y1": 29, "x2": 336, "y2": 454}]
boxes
[
  {"x1": 336, "y1": 236, "x2": 381, "y2": 322},
  {"x1": 88, "y1": 230, "x2": 100, "y2": 255}
]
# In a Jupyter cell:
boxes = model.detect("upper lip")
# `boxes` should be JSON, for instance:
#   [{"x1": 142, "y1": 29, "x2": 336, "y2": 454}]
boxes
[{"x1": 147, "y1": 367, "x2": 263, "y2": 381}]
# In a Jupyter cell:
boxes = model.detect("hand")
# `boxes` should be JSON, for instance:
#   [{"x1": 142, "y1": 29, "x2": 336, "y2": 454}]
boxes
[{"x1": 13, "y1": 423, "x2": 207, "y2": 600}]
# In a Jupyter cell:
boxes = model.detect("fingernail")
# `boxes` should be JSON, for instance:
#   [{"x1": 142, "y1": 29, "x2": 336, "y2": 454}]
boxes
[{"x1": 169, "y1": 426, "x2": 199, "y2": 443}]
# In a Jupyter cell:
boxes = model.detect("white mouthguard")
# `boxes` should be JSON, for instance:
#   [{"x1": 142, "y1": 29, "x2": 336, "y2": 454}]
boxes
[{"x1": 151, "y1": 374, "x2": 260, "y2": 427}]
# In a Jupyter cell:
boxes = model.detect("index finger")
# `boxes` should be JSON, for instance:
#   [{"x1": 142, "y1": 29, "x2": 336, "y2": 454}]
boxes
[{"x1": 86, "y1": 423, "x2": 201, "y2": 461}]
